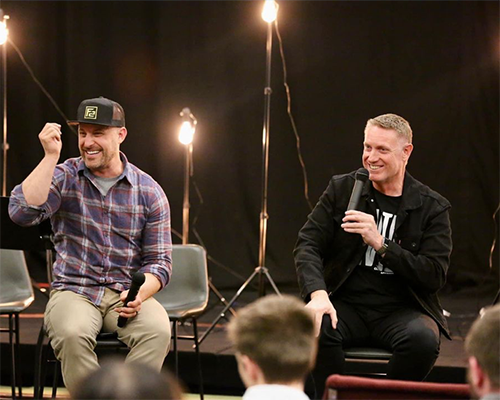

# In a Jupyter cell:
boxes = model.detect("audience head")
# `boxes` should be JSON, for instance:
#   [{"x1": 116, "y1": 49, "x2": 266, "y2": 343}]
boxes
[
  {"x1": 227, "y1": 294, "x2": 316, "y2": 388},
  {"x1": 465, "y1": 304, "x2": 500, "y2": 398},
  {"x1": 72, "y1": 357, "x2": 183, "y2": 399}
]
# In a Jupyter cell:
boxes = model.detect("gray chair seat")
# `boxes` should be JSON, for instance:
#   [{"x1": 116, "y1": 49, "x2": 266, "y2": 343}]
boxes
[{"x1": 166, "y1": 301, "x2": 207, "y2": 319}]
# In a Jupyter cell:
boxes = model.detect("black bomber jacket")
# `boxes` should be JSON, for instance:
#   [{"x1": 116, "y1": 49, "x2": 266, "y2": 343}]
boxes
[{"x1": 294, "y1": 170, "x2": 452, "y2": 339}]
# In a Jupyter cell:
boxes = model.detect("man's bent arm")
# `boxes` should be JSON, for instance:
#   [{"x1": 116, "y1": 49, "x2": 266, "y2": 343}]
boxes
[
  {"x1": 294, "y1": 177, "x2": 338, "y2": 300},
  {"x1": 23, "y1": 123, "x2": 62, "y2": 205},
  {"x1": 140, "y1": 184, "x2": 172, "y2": 290},
  {"x1": 22, "y1": 154, "x2": 59, "y2": 206},
  {"x1": 139, "y1": 273, "x2": 162, "y2": 301}
]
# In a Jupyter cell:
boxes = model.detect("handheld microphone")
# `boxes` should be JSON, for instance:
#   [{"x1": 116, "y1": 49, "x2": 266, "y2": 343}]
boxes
[
  {"x1": 117, "y1": 271, "x2": 146, "y2": 328},
  {"x1": 347, "y1": 168, "x2": 369, "y2": 211}
]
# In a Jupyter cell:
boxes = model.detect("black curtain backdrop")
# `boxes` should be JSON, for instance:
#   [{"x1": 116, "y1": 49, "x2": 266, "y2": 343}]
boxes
[{"x1": 1, "y1": 1, "x2": 498, "y2": 296}]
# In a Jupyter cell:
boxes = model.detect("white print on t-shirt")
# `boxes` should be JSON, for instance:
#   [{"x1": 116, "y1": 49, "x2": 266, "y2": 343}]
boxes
[{"x1": 363, "y1": 209, "x2": 396, "y2": 274}]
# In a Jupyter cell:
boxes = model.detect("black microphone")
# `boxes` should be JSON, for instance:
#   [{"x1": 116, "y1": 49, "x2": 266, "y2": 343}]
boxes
[
  {"x1": 117, "y1": 271, "x2": 146, "y2": 328},
  {"x1": 347, "y1": 168, "x2": 369, "y2": 211}
]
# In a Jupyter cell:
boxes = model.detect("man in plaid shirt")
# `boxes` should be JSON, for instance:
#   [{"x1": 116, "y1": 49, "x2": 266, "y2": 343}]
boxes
[{"x1": 9, "y1": 97, "x2": 172, "y2": 395}]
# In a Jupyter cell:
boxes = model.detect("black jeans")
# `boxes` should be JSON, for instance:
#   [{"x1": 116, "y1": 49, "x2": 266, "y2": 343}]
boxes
[{"x1": 309, "y1": 299, "x2": 441, "y2": 399}]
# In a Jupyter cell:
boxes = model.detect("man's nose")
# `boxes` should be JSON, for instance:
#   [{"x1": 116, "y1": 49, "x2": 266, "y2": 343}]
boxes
[
  {"x1": 367, "y1": 150, "x2": 378, "y2": 162},
  {"x1": 81, "y1": 136, "x2": 94, "y2": 148}
]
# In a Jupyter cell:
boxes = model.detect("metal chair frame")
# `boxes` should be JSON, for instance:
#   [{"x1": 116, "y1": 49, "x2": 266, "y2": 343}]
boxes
[
  {"x1": 344, "y1": 347, "x2": 393, "y2": 378},
  {"x1": 0, "y1": 249, "x2": 35, "y2": 399}
]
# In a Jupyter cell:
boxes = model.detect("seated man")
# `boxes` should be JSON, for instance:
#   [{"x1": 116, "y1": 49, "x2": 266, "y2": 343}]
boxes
[
  {"x1": 227, "y1": 294, "x2": 317, "y2": 400},
  {"x1": 294, "y1": 114, "x2": 452, "y2": 396},
  {"x1": 465, "y1": 304, "x2": 500, "y2": 400},
  {"x1": 9, "y1": 97, "x2": 172, "y2": 395}
]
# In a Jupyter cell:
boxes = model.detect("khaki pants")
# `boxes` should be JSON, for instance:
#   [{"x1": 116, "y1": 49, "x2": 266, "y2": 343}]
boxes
[{"x1": 44, "y1": 289, "x2": 171, "y2": 395}]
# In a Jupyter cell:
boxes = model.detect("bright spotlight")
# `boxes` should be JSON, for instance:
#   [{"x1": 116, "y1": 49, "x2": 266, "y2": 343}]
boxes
[
  {"x1": 179, "y1": 121, "x2": 195, "y2": 145},
  {"x1": 0, "y1": 15, "x2": 9, "y2": 46},
  {"x1": 262, "y1": 0, "x2": 278, "y2": 23},
  {"x1": 178, "y1": 108, "x2": 196, "y2": 145}
]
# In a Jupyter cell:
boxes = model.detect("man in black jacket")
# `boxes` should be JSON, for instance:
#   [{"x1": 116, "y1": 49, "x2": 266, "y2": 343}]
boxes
[{"x1": 294, "y1": 114, "x2": 452, "y2": 397}]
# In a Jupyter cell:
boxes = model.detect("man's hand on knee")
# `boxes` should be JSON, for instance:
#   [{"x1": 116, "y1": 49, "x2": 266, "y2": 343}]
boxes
[
  {"x1": 306, "y1": 290, "x2": 338, "y2": 336},
  {"x1": 116, "y1": 291, "x2": 143, "y2": 319}
]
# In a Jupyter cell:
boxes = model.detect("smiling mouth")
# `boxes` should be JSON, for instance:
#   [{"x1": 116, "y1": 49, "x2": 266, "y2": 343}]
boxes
[
  {"x1": 85, "y1": 150, "x2": 101, "y2": 156},
  {"x1": 368, "y1": 164, "x2": 382, "y2": 170}
]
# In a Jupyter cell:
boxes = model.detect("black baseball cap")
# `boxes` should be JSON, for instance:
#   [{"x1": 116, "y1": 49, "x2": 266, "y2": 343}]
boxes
[{"x1": 67, "y1": 97, "x2": 125, "y2": 127}]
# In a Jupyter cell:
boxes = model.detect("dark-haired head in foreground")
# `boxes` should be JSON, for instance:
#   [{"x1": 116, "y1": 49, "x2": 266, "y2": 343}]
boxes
[{"x1": 72, "y1": 358, "x2": 183, "y2": 400}]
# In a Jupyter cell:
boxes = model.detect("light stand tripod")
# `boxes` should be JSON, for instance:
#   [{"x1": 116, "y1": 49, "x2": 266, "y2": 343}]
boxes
[
  {"x1": 1, "y1": 11, "x2": 10, "y2": 196},
  {"x1": 178, "y1": 108, "x2": 237, "y2": 318},
  {"x1": 198, "y1": 1, "x2": 281, "y2": 345}
]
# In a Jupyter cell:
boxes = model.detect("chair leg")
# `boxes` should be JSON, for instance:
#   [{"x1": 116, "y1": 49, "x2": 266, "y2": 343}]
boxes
[
  {"x1": 33, "y1": 327, "x2": 60, "y2": 400},
  {"x1": 51, "y1": 359, "x2": 59, "y2": 399},
  {"x1": 192, "y1": 318, "x2": 204, "y2": 400},
  {"x1": 34, "y1": 325, "x2": 57, "y2": 400},
  {"x1": 8, "y1": 314, "x2": 17, "y2": 399},
  {"x1": 173, "y1": 320, "x2": 178, "y2": 379},
  {"x1": 34, "y1": 326, "x2": 45, "y2": 399},
  {"x1": 14, "y1": 313, "x2": 23, "y2": 398}
]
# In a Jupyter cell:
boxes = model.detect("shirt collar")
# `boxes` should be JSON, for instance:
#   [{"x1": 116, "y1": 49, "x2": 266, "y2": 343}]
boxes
[
  {"x1": 77, "y1": 151, "x2": 135, "y2": 185},
  {"x1": 244, "y1": 384, "x2": 309, "y2": 400}
]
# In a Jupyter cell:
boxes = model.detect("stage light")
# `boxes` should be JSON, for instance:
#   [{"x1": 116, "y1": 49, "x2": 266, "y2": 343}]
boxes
[
  {"x1": 179, "y1": 121, "x2": 195, "y2": 145},
  {"x1": 0, "y1": 14, "x2": 8, "y2": 46},
  {"x1": 1, "y1": 10, "x2": 8, "y2": 196},
  {"x1": 178, "y1": 108, "x2": 196, "y2": 145},
  {"x1": 178, "y1": 108, "x2": 197, "y2": 244},
  {"x1": 262, "y1": 0, "x2": 278, "y2": 23},
  {"x1": 200, "y1": 0, "x2": 282, "y2": 346}
]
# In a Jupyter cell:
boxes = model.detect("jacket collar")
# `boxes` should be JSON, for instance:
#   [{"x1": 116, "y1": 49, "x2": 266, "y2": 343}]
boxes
[{"x1": 361, "y1": 170, "x2": 422, "y2": 211}]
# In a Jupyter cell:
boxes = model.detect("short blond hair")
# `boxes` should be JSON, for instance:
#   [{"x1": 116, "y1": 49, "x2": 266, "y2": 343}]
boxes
[
  {"x1": 366, "y1": 113, "x2": 413, "y2": 144},
  {"x1": 465, "y1": 304, "x2": 500, "y2": 389},
  {"x1": 227, "y1": 295, "x2": 316, "y2": 384}
]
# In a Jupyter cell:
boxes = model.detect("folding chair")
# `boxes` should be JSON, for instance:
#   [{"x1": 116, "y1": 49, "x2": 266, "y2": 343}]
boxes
[
  {"x1": 154, "y1": 244, "x2": 209, "y2": 400},
  {"x1": 0, "y1": 249, "x2": 35, "y2": 399},
  {"x1": 344, "y1": 346, "x2": 392, "y2": 377}
]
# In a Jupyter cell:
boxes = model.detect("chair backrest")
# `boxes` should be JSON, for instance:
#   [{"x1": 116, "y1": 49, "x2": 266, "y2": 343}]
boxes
[
  {"x1": 0, "y1": 249, "x2": 35, "y2": 312},
  {"x1": 153, "y1": 244, "x2": 209, "y2": 320},
  {"x1": 324, "y1": 374, "x2": 470, "y2": 400}
]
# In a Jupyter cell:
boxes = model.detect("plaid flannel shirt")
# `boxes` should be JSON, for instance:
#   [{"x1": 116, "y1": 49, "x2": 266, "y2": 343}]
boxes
[{"x1": 9, "y1": 152, "x2": 172, "y2": 306}]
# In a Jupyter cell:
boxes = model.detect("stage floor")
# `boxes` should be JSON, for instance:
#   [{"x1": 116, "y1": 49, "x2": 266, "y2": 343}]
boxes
[{"x1": 1, "y1": 273, "x2": 497, "y2": 396}]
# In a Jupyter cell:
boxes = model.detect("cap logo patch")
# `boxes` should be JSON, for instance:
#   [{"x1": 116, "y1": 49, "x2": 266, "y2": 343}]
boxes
[{"x1": 84, "y1": 106, "x2": 98, "y2": 120}]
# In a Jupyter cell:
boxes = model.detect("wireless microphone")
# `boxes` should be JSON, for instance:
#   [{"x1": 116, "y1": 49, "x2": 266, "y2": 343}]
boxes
[
  {"x1": 347, "y1": 168, "x2": 369, "y2": 211},
  {"x1": 117, "y1": 271, "x2": 146, "y2": 328}
]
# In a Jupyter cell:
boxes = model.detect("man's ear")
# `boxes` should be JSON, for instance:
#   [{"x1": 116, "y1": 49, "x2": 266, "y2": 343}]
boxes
[
  {"x1": 235, "y1": 353, "x2": 259, "y2": 387},
  {"x1": 118, "y1": 127, "x2": 128, "y2": 144},
  {"x1": 402, "y1": 143, "x2": 413, "y2": 162},
  {"x1": 239, "y1": 354, "x2": 264, "y2": 384},
  {"x1": 241, "y1": 355, "x2": 260, "y2": 379},
  {"x1": 468, "y1": 356, "x2": 485, "y2": 389}
]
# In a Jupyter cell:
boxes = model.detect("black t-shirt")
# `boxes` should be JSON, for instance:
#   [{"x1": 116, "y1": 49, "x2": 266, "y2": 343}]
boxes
[{"x1": 334, "y1": 189, "x2": 414, "y2": 312}]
